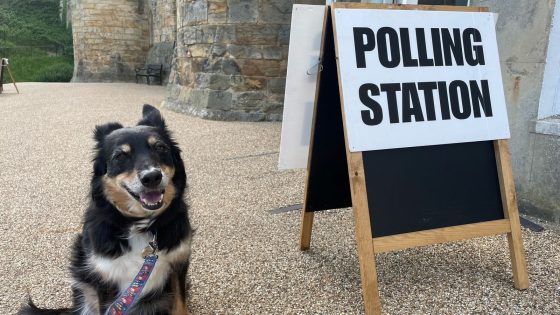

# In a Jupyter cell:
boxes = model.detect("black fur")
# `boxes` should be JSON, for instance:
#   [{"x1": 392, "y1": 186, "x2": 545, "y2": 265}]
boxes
[{"x1": 20, "y1": 105, "x2": 192, "y2": 315}]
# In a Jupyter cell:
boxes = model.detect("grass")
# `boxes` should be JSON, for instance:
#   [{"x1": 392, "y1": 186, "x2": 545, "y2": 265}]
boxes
[
  {"x1": 3, "y1": 56, "x2": 73, "y2": 83},
  {"x1": 0, "y1": 0, "x2": 74, "y2": 82}
]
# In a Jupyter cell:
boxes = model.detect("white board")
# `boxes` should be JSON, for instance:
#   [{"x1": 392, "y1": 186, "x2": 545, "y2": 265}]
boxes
[
  {"x1": 278, "y1": 5, "x2": 326, "y2": 170},
  {"x1": 333, "y1": 9, "x2": 510, "y2": 152}
]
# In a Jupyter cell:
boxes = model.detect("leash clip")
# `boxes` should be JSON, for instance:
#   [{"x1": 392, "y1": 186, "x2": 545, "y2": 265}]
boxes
[{"x1": 142, "y1": 233, "x2": 158, "y2": 258}]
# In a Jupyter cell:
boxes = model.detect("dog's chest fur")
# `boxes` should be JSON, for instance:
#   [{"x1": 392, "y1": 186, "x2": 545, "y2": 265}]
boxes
[{"x1": 89, "y1": 225, "x2": 191, "y2": 295}]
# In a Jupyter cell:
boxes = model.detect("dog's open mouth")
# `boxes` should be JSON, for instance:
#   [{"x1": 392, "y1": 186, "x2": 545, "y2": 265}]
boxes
[{"x1": 124, "y1": 186, "x2": 164, "y2": 210}]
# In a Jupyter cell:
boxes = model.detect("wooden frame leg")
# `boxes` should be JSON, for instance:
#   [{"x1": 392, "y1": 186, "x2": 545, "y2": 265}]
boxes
[
  {"x1": 348, "y1": 152, "x2": 381, "y2": 315},
  {"x1": 300, "y1": 210, "x2": 314, "y2": 250},
  {"x1": 353, "y1": 214, "x2": 381, "y2": 315},
  {"x1": 7, "y1": 64, "x2": 19, "y2": 94},
  {"x1": 494, "y1": 140, "x2": 529, "y2": 289}
]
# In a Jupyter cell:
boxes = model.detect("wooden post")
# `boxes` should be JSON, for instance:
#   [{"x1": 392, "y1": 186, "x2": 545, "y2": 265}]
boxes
[
  {"x1": 347, "y1": 152, "x2": 381, "y2": 315},
  {"x1": 330, "y1": 5, "x2": 382, "y2": 312},
  {"x1": 0, "y1": 58, "x2": 19, "y2": 94},
  {"x1": 494, "y1": 139, "x2": 529, "y2": 289},
  {"x1": 0, "y1": 60, "x2": 3, "y2": 94},
  {"x1": 299, "y1": 6, "x2": 330, "y2": 251},
  {"x1": 300, "y1": 211, "x2": 314, "y2": 250},
  {"x1": 6, "y1": 64, "x2": 19, "y2": 94}
]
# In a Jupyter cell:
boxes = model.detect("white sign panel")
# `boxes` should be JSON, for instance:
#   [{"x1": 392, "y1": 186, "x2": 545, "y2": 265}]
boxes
[
  {"x1": 333, "y1": 9, "x2": 510, "y2": 152},
  {"x1": 278, "y1": 5, "x2": 325, "y2": 170}
]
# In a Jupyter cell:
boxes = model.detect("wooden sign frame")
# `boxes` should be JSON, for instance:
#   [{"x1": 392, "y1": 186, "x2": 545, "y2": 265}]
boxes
[
  {"x1": 0, "y1": 58, "x2": 19, "y2": 94},
  {"x1": 299, "y1": 3, "x2": 528, "y2": 314},
  {"x1": 0, "y1": 58, "x2": 4, "y2": 94}
]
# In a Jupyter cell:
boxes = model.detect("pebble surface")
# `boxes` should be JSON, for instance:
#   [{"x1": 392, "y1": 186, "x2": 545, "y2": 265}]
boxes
[{"x1": 0, "y1": 83, "x2": 559, "y2": 314}]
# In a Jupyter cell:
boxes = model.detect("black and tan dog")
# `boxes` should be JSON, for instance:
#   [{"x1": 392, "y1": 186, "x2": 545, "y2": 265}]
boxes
[{"x1": 20, "y1": 105, "x2": 192, "y2": 315}]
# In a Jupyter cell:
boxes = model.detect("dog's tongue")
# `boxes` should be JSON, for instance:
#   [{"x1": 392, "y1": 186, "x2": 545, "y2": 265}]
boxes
[{"x1": 140, "y1": 191, "x2": 163, "y2": 204}]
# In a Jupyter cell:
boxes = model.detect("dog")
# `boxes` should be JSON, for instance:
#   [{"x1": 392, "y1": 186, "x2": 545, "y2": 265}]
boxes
[{"x1": 20, "y1": 105, "x2": 192, "y2": 315}]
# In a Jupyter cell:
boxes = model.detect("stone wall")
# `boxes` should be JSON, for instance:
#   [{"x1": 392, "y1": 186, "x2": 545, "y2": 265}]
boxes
[
  {"x1": 71, "y1": 0, "x2": 150, "y2": 82},
  {"x1": 149, "y1": 0, "x2": 177, "y2": 43},
  {"x1": 68, "y1": 0, "x2": 560, "y2": 222},
  {"x1": 163, "y1": 0, "x2": 313, "y2": 121},
  {"x1": 472, "y1": 0, "x2": 560, "y2": 223},
  {"x1": 70, "y1": 0, "x2": 320, "y2": 114},
  {"x1": 146, "y1": 0, "x2": 177, "y2": 84}
]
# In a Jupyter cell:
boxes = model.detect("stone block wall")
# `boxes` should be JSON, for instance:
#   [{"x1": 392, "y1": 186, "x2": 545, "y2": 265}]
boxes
[
  {"x1": 70, "y1": 0, "x2": 322, "y2": 116},
  {"x1": 472, "y1": 0, "x2": 560, "y2": 223},
  {"x1": 71, "y1": 0, "x2": 150, "y2": 82},
  {"x1": 149, "y1": 0, "x2": 177, "y2": 43},
  {"x1": 146, "y1": 0, "x2": 177, "y2": 84},
  {"x1": 163, "y1": 0, "x2": 299, "y2": 121}
]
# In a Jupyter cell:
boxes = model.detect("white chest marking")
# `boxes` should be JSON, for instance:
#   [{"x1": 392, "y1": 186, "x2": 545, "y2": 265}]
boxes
[{"x1": 88, "y1": 229, "x2": 191, "y2": 296}]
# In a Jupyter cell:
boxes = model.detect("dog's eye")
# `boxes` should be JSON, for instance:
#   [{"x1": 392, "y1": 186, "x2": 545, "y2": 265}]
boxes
[
  {"x1": 113, "y1": 151, "x2": 128, "y2": 161},
  {"x1": 154, "y1": 143, "x2": 168, "y2": 152}
]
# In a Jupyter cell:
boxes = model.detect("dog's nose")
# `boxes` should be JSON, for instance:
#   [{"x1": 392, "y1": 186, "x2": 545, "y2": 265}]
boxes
[{"x1": 140, "y1": 170, "x2": 162, "y2": 188}]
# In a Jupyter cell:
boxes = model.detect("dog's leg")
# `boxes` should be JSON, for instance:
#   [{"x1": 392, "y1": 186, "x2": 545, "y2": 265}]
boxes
[
  {"x1": 170, "y1": 270, "x2": 189, "y2": 315},
  {"x1": 72, "y1": 283, "x2": 100, "y2": 315},
  {"x1": 95, "y1": 284, "x2": 120, "y2": 315},
  {"x1": 126, "y1": 291, "x2": 173, "y2": 315}
]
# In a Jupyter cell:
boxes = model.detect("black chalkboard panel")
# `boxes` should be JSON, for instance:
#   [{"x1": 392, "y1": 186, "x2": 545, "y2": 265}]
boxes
[
  {"x1": 305, "y1": 9, "x2": 352, "y2": 212},
  {"x1": 305, "y1": 8, "x2": 504, "y2": 238},
  {"x1": 363, "y1": 141, "x2": 504, "y2": 237}
]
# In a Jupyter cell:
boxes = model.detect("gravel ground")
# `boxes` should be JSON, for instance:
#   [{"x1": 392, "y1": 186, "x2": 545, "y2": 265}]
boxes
[{"x1": 0, "y1": 83, "x2": 559, "y2": 314}]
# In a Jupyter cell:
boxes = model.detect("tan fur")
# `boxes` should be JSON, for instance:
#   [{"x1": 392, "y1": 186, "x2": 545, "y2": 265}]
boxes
[
  {"x1": 170, "y1": 274, "x2": 189, "y2": 315},
  {"x1": 161, "y1": 165, "x2": 175, "y2": 181},
  {"x1": 162, "y1": 182, "x2": 176, "y2": 208},
  {"x1": 161, "y1": 164, "x2": 177, "y2": 207},
  {"x1": 102, "y1": 168, "x2": 177, "y2": 218},
  {"x1": 121, "y1": 144, "x2": 131, "y2": 153},
  {"x1": 103, "y1": 172, "x2": 147, "y2": 218},
  {"x1": 148, "y1": 135, "x2": 158, "y2": 146}
]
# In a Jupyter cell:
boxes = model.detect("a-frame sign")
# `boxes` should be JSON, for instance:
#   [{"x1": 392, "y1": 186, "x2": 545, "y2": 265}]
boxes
[{"x1": 299, "y1": 3, "x2": 529, "y2": 314}]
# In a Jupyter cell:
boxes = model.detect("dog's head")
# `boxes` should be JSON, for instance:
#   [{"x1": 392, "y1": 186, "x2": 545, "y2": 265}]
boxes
[{"x1": 92, "y1": 105, "x2": 185, "y2": 218}]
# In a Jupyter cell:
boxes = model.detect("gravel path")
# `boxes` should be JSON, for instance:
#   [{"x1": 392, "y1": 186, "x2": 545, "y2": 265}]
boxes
[{"x1": 0, "y1": 83, "x2": 559, "y2": 314}]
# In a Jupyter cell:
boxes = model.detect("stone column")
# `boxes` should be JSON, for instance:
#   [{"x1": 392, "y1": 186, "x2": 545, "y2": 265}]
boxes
[
  {"x1": 164, "y1": 0, "x2": 298, "y2": 121},
  {"x1": 71, "y1": 0, "x2": 150, "y2": 82}
]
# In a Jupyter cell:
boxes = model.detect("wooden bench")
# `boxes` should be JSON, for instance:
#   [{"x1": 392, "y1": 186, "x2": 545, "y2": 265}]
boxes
[{"x1": 135, "y1": 64, "x2": 163, "y2": 85}]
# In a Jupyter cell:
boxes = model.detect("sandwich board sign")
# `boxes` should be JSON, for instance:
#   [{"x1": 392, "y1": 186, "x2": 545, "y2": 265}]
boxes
[
  {"x1": 278, "y1": 4, "x2": 325, "y2": 170},
  {"x1": 297, "y1": 3, "x2": 529, "y2": 314}
]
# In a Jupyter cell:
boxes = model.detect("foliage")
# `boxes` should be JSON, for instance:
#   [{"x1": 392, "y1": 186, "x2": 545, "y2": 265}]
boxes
[
  {"x1": 31, "y1": 61, "x2": 73, "y2": 82},
  {"x1": 2, "y1": 56, "x2": 73, "y2": 83},
  {"x1": 0, "y1": 0, "x2": 74, "y2": 82},
  {"x1": 0, "y1": 0, "x2": 72, "y2": 47}
]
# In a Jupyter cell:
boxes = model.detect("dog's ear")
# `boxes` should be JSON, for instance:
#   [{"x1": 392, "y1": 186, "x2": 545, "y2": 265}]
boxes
[
  {"x1": 94, "y1": 122, "x2": 123, "y2": 145},
  {"x1": 138, "y1": 104, "x2": 166, "y2": 129},
  {"x1": 93, "y1": 157, "x2": 107, "y2": 177},
  {"x1": 93, "y1": 122, "x2": 123, "y2": 176}
]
